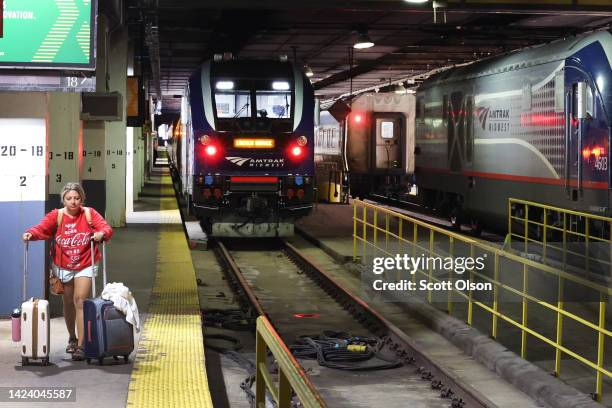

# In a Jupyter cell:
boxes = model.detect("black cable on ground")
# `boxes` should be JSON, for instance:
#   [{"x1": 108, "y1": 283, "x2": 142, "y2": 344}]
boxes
[
  {"x1": 290, "y1": 331, "x2": 403, "y2": 371},
  {"x1": 201, "y1": 308, "x2": 256, "y2": 331}
]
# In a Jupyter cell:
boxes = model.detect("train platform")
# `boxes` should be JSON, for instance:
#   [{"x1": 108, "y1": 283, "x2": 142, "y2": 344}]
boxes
[
  {"x1": 292, "y1": 201, "x2": 606, "y2": 408},
  {"x1": 0, "y1": 166, "x2": 213, "y2": 407}
]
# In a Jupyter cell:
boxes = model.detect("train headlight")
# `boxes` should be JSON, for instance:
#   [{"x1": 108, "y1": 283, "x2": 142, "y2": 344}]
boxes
[
  {"x1": 291, "y1": 146, "x2": 303, "y2": 157},
  {"x1": 199, "y1": 135, "x2": 211, "y2": 145},
  {"x1": 297, "y1": 136, "x2": 308, "y2": 146}
]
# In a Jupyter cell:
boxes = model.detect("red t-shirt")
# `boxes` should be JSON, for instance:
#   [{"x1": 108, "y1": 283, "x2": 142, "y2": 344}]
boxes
[{"x1": 27, "y1": 207, "x2": 113, "y2": 271}]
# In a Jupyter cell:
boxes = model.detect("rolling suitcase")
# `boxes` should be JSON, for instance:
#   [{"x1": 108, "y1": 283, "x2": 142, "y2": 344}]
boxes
[
  {"x1": 83, "y1": 241, "x2": 134, "y2": 365},
  {"x1": 20, "y1": 241, "x2": 51, "y2": 366}
]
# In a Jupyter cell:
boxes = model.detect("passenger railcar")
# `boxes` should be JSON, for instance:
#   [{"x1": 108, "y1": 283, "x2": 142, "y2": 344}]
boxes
[
  {"x1": 179, "y1": 57, "x2": 315, "y2": 237},
  {"x1": 415, "y1": 30, "x2": 612, "y2": 232},
  {"x1": 345, "y1": 93, "x2": 416, "y2": 200}
]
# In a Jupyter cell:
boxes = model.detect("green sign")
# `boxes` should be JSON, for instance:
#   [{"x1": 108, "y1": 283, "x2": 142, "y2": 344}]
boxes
[{"x1": 0, "y1": 0, "x2": 95, "y2": 69}]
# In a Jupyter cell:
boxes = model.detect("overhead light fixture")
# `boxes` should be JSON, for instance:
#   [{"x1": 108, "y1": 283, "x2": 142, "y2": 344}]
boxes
[
  {"x1": 394, "y1": 83, "x2": 407, "y2": 94},
  {"x1": 354, "y1": 32, "x2": 374, "y2": 49},
  {"x1": 404, "y1": 0, "x2": 429, "y2": 3},
  {"x1": 304, "y1": 65, "x2": 314, "y2": 77}
]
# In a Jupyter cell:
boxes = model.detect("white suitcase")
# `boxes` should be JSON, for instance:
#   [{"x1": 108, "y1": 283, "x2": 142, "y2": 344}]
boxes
[{"x1": 20, "y1": 242, "x2": 50, "y2": 366}]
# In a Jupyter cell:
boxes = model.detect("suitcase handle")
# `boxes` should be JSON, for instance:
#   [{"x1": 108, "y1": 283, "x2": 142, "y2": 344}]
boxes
[
  {"x1": 90, "y1": 240, "x2": 107, "y2": 298},
  {"x1": 22, "y1": 241, "x2": 28, "y2": 302}
]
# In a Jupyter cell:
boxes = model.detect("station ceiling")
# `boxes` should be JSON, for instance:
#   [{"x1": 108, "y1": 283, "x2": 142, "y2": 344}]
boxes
[{"x1": 126, "y1": 0, "x2": 612, "y2": 114}]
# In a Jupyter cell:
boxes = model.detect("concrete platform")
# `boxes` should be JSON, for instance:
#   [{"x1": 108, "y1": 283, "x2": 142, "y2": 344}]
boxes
[
  {"x1": 293, "y1": 201, "x2": 605, "y2": 408},
  {"x1": 0, "y1": 166, "x2": 211, "y2": 408}
]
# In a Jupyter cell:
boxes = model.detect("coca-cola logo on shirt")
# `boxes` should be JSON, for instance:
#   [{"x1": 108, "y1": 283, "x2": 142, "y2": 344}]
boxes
[{"x1": 56, "y1": 232, "x2": 91, "y2": 248}]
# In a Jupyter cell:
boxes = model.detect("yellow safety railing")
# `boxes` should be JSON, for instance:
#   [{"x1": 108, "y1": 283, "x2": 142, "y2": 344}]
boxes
[
  {"x1": 352, "y1": 200, "x2": 611, "y2": 401},
  {"x1": 255, "y1": 316, "x2": 327, "y2": 408},
  {"x1": 508, "y1": 198, "x2": 611, "y2": 284}
]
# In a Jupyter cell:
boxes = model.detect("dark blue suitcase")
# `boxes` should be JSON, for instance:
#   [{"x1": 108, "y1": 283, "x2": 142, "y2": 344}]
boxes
[{"x1": 83, "y1": 242, "x2": 134, "y2": 365}]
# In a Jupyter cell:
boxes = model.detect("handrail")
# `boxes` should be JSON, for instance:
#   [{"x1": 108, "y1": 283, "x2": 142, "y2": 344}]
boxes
[
  {"x1": 353, "y1": 199, "x2": 611, "y2": 401},
  {"x1": 255, "y1": 316, "x2": 327, "y2": 408}
]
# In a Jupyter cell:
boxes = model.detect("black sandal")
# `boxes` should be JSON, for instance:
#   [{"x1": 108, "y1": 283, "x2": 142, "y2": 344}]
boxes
[
  {"x1": 66, "y1": 337, "x2": 78, "y2": 354},
  {"x1": 72, "y1": 346, "x2": 85, "y2": 361}
]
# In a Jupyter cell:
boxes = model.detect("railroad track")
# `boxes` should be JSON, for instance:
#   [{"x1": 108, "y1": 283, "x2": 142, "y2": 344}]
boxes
[{"x1": 213, "y1": 238, "x2": 498, "y2": 408}]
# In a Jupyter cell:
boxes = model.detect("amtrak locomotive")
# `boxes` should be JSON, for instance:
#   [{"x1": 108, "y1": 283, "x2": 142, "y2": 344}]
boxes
[
  {"x1": 414, "y1": 30, "x2": 612, "y2": 233},
  {"x1": 170, "y1": 57, "x2": 315, "y2": 237}
]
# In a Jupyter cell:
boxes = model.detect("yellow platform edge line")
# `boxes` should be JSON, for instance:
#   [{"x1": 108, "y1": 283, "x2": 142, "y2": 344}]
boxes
[{"x1": 126, "y1": 175, "x2": 213, "y2": 407}]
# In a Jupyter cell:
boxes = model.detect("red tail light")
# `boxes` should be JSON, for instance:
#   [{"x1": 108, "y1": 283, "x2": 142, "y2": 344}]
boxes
[
  {"x1": 287, "y1": 188, "x2": 295, "y2": 199},
  {"x1": 206, "y1": 145, "x2": 217, "y2": 156},
  {"x1": 582, "y1": 148, "x2": 591, "y2": 160},
  {"x1": 291, "y1": 146, "x2": 302, "y2": 157}
]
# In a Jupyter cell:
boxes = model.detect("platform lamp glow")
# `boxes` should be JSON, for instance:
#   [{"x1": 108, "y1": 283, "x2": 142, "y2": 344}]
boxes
[
  {"x1": 404, "y1": 0, "x2": 429, "y2": 3},
  {"x1": 304, "y1": 65, "x2": 314, "y2": 78},
  {"x1": 354, "y1": 32, "x2": 374, "y2": 49}
]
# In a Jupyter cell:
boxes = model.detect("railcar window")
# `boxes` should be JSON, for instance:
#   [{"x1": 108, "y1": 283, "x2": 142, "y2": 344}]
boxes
[
  {"x1": 215, "y1": 91, "x2": 251, "y2": 118},
  {"x1": 255, "y1": 90, "x2": 292, "y2": 119}
]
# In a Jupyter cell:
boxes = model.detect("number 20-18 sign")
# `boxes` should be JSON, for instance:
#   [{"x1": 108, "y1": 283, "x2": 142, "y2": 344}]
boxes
[{"x1": 0, "y1": 118, "x2": 46, "y2": 202}]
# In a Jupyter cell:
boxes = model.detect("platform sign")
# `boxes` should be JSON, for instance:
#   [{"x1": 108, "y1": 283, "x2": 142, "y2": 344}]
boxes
[
  {"x1": 0, "y1": 118, "x2": 47, "y2": 316},
  {"x1": 0, "y1": 119, "x2": 47, "y2": 202},
  {"x1": 0, "y1": 0, "x2": 96, "y2": 70}
]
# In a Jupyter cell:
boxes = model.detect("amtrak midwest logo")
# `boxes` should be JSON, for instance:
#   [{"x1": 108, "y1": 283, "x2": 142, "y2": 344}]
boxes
[
  {"x1": 226, "y1": 156, "x2": 285, "y2": 168},
  {"x1": 476, "y1": 106, "x2": 510, "y2": 132}
]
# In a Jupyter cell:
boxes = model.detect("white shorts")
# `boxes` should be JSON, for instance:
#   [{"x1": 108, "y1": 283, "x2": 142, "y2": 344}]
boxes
[{"x1": 53, "y1": 264, "x2": 99, "y2": 283}]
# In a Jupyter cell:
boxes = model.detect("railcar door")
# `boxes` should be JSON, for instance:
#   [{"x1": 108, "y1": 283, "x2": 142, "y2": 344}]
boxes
[
  {"x1": 565, "y1": 68, "x2": 588, "y2": 203},
  {"x1": 371, "y1": 113, "x2": 403, "y2": 172}
]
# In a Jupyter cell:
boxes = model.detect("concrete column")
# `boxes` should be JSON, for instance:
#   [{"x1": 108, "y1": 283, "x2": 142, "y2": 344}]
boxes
[
  {"x1": 47, "y1": 93, "x2": 82, "y2": 207},
  {"x1": 105, "y1": 27, "x2": 128, "y2": 227},
  {"x1": 82, "y1": 15, "x2": 107, "y2": 215},
  {"x1": 0, "y1": 92, "x2": 48, "y2": 314}
]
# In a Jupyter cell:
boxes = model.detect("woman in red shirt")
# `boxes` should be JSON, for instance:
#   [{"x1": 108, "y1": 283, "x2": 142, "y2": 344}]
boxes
[{"x1": 23, "y1": 182, "x2": 113, "y2": 361}]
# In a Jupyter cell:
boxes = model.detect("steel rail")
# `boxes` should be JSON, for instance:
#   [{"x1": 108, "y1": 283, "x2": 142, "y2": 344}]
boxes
[
  {"x1": 216, "y1": 238, "x2": 500, "y2": 407},
  {"x1": 283, "y1": 240, "x2": 499, "y2": 408}
]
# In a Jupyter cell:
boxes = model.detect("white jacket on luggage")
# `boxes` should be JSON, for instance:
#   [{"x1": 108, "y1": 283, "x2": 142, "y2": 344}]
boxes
[{"x1": 101, "y1": 282, "x2": 140, "y2": 331}]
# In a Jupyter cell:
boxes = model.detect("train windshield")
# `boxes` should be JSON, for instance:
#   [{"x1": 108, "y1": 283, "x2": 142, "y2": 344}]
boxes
[
  {"x1": 255, "y1": 90, "x2": 291, "y2": 119},
  {"x1": 215, "y1": 91, "x2": 251, "y2": 118},
  {"x1": 214, "y1": 86, "x2": 293, "y2": 119}
]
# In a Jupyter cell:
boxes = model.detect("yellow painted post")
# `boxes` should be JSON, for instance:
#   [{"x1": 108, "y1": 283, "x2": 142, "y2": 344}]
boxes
[
  {"x1": 255, "y1": 331, "x2": 267, "y2": 407},
  {"x1": 524, "y1": 205, "x2": 529, "y2": 254},
  {"x1": 278, "y1": 369, "x2": 291, "y2": 407},
  {"x1": 353, "y1": 203, "x2": 357, "y2": 261},
  {"x1": 521, "y1": 263, "x2": 529, "y2": 358},
  {"x1": 508, "y1": 200, "x2": 512, "y2": 242},
  {"x1": 448, "y1": 237, "x2": 454, "y2": 315},
  {"x1": 362, "y1": 206, "x2": 367, "y2": 262},
  {"x1": 585, "y1": 219, "x2": 590, "y2": 276},
  {"x1": 554, "y1": 276, "x2": 564, "y2": 377},
  {"x1": 492, "y1": 253, "x2": 499, "y2": 339},
  {"x1": 563, "y1": 213, "x2": 567, "y2": 270},
  {"x1": 595, "y1": 293, "x2": 606, "y2": 402},
  {"x1": 412, "y1": 223, "x2": 418, "y2": 285},
  {"x1": 385, "y1": 213, "x2": 389, "y2": 254},
  {"x1": 468, "y1": 245, "x2": 474, "y2": 326},
  {"x1": 543, "y1": 209, "x2": 548, "y2": 262},
  {"x1": 373, "y1": 210, "x2": 378, "y2": 256},
  {"x1": 398, "y1": 219, "x2": 403, "y2": 281},
  {"x1": 428, "y1": 229, "x2": 434, "y2": 303}
]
